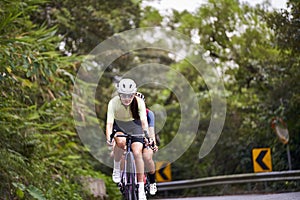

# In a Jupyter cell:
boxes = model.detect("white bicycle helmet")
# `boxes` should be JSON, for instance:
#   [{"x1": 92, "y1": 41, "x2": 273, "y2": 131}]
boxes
[{"x1": 117, "y1": 78, "x2": 137, "y2": 94}]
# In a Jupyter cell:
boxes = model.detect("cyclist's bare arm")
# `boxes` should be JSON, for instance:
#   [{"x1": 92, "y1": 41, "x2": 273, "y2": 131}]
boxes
[
  {"x1": 149, "y1": 127, "x2": 158, "y2": 148},
  {"x1": 149, "y1": 127, "x2": 158, "y2": 151},
  {"x1": 106, "y1": 122, "x2": 113, "y2": 144},
  {"x1": 141, "y1": 119, "x2": 149, "y2": 134},
  {"x1": 148, "y1": 127, "x2": 156, "y2": 142}
]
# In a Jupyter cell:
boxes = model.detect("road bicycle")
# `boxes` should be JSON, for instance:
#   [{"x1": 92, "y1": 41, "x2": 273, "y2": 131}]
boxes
[{"x1": 113, "y1": 133, "x2": 152, "y2": 200}]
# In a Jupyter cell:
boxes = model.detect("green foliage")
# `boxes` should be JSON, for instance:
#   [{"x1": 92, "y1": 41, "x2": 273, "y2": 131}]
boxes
[
  {"x1": 0, "y1": 0, "x2": 118, "y2": 199},
  {"x1": 140, "y1": 6, "x2": 163, "y2": 27},
  {"x1": 161, "y1": 0, "x2": 299, "y2": 190},
  {"x1": 32, "y1": 0, "x2": 142, "y2": 54},
  {"x1": 264, "y1": 0, "x2": 300, "y2": 169}
]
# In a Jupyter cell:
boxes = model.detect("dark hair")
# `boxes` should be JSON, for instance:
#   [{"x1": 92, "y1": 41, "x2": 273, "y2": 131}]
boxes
[{"x1": 130, "y1": 97, "x2": 140, "y2": 120}]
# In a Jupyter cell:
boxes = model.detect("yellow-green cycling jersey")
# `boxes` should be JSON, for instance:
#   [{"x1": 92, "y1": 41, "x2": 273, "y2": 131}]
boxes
[{"x1": 106, "y1": 95, "x2": 147, "y2": 124}]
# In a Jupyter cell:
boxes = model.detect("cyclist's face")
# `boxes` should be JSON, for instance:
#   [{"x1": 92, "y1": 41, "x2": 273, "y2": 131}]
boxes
[{"x1": 119, "y1": 93, "x2": 135, "y2": 106}]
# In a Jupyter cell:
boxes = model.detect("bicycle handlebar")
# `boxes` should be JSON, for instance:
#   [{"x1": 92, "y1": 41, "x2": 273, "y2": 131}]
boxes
[
  {"x1": 109, "y1": 133, "x2": 145, "y2": 142},
  {"x1": 117, "y1": 133, "x2": 145, "y2": 137},
  {"x1": 110, "y1": 132, "x2": 155, "y2": 150}
]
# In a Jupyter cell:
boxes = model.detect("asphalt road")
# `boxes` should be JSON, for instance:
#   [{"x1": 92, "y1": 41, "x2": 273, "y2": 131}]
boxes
[{"x1": 158, "y1": 192, "x2": 300, "y2": 200}]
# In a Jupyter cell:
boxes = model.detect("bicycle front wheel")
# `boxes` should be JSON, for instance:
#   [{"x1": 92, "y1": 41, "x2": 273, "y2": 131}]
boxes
[{"x1": 124, "y1": 152, "x2": 138, "y2": 200}]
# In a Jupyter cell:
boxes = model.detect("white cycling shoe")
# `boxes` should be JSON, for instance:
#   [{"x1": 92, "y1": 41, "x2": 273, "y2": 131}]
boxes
[
  {"x1": 139, "y1": 185, "x2": 147, "y2": 200},
  {"x1": 112, "y1": 168, "x2": 121, "y2": 183},
  {"x1": 138, "y1": 192, "x2": 147, "y2": 200},
  {"x1": 150, "y1": 183, "x2": 157, "y2": 195}
]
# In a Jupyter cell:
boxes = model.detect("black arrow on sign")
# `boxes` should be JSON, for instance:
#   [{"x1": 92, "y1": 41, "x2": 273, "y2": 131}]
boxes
[
  {"x1": 255, "y1": 150, "x2": 269, "y2": 170},
  {"x1": 158, "y1": 162, "x2": 168, "y2": 180}
]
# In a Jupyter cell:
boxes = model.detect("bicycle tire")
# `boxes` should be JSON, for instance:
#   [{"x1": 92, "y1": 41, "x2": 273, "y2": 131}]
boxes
[{"x1": 124, "y1": 152, "x2": 138, "y2": 200}]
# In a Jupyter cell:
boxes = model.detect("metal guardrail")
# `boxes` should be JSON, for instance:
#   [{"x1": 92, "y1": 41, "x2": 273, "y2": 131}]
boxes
[{"x1": 157, "y1": 170, "x2": 300, "y2": 191}]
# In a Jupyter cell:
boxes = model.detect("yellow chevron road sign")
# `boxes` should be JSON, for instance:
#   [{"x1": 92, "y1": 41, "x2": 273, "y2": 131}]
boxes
[{"x1": 252, "y1": 148, "x2": 272, "y2": 173}]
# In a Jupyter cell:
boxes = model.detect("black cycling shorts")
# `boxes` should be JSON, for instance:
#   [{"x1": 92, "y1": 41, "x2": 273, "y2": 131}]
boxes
[{"x1": 112, "y1": 120, "x2": 144, "y2": 144}]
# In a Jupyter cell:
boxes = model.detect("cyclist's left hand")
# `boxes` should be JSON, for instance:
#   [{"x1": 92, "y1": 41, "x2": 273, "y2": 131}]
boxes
[
  {"x1": 146, "y1": 138, "x2": 158, "y2": 152},
  {"x1": 152, "y1": 144, "x2": 158, "y2": 152}
]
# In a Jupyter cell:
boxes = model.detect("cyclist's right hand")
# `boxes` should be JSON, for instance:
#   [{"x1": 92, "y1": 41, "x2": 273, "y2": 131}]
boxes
[
  {"x1": 106, "y1": 132, "x2": 115, "y2": 146},
  {"x1": 106, "y1": 134, "x2": 114, "y2": 146},
  {"x1": 106, "y1": 139, "x2": 113, "y2": 146}
]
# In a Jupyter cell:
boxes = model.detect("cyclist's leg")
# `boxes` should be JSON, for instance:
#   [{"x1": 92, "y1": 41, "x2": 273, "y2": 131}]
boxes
[
  {"x1": 113, "y1": 131, "x2": 126, "y2": 172},
  {"x1": 143, "y1": 148, "x2": 154, "y2": 174},
  {"x1": 122, "y1": 120, "x2": 146, "y2": 199},
  {"x1": 129, "y1": 120, "x2": 145, "y2": 182},
  {"x1": 112, "y1": 121, "x2": 126, "y2": 183},
  {"x1": 114, "y1": 131, "x2": 126, "y2": 159},
  {"x1": 132, "y1": 140, "x2": 146, "y2": 199},
  {"x1": 131, "y1": 142, "x2": 144, "y2": 181},
  {"x1": 112, "y1": 149, "x2": 122, "y2": 182},
  {"x1": 143, "y1": 148, "x2": 157, "y2": 195}
]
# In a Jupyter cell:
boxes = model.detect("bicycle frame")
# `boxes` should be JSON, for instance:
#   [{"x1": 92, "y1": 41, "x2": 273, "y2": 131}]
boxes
[
  {"x1": 116, "y1": 133, "x2": 143, "y2": 200},
  {"x1": 113, "y1": 132, "x2": 154, "y2": 200}
]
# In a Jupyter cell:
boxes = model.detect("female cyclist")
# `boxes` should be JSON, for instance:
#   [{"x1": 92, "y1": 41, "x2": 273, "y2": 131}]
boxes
[{"x1": 106, "y1": 78, "x2": 148, "y2": 200}]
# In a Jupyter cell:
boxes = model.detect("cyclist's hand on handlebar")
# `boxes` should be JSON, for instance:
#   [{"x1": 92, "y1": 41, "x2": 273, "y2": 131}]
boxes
[
  {"x1": 148, "y1": 138, "x2": 155, "y2": 146},
  {"x1": 144, "y1": 137, "x2": 151, "y2": 146},
  {"x1": 106, "y1": 137, "x2": 114, "y2": 146},
  {"x1": 106, "y1": 133, "x2": 115, "y2": 146},
  {"x1": 145, "y1": 138, "x2": 158, "y2": 152},
  {"x1": 149, "y1": 139, "x2": 158, "y2": 152},
  {"x1": 152, "y1": 144, "x2": 158, "y2": 152}
]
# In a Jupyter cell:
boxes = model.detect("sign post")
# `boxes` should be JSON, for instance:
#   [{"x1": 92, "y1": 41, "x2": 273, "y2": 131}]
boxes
[{"x1": 271, "y1": 117, "x2": 292, "y2": 170}]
